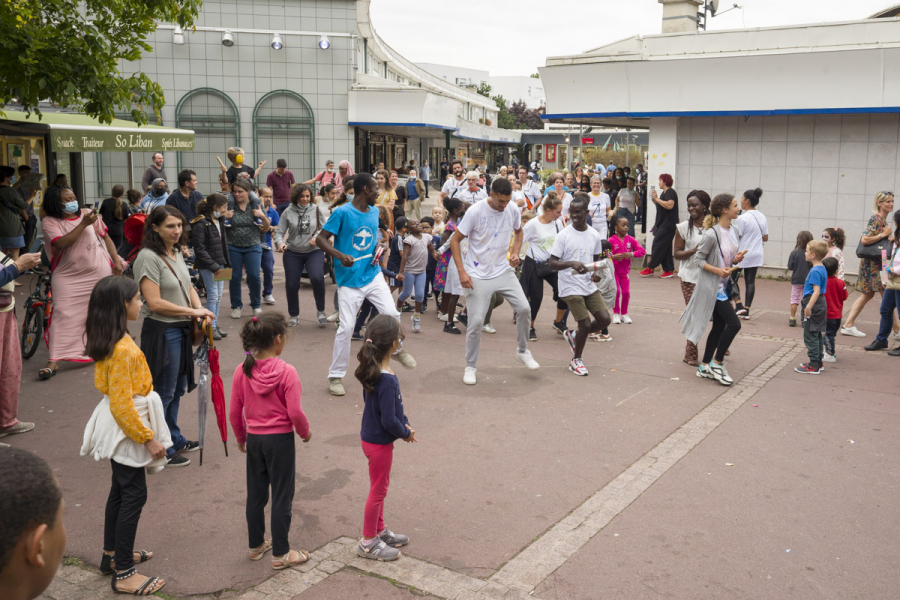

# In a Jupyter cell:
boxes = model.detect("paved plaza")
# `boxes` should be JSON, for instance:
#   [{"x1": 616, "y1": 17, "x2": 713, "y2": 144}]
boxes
[{"x1": 8, "y1": 236, "x2": 896, "y2": 600}]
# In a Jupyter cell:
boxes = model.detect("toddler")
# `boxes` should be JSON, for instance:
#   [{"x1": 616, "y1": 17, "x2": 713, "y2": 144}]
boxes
[
  {"x1": 822, "y1": 256, "x2": 847, "y2": 362},
  {"x1": 795, "y1": 240, "x2": 828, "y2": 374},
  {"x1": 431, "y1": 205, "x2": 447, "y2": 235}
]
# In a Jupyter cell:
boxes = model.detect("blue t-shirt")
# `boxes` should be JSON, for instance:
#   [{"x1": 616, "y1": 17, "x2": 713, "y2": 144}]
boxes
[
  {"x1": 264, "y1": 207, "x2": 279, "y2": 247},
  {"x1": 803, "y1": 264, "x2": 827, "y2": 297},
  {"x1": 322, "y1": 202, "x2": 381, "y2": 288}
]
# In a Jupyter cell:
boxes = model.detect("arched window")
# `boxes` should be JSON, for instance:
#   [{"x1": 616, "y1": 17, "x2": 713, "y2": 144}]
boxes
[
  {"x1": 175, "y1": 88, "x2": 240, "y2": 193},
  {"x1": 253, "y1": 91, "x2": 315, "y2": 184}
]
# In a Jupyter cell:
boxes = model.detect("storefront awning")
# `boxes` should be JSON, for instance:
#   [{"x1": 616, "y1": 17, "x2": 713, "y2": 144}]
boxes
[{"x1": 0, "y1": 110, "x2": 194, "y2": 152}]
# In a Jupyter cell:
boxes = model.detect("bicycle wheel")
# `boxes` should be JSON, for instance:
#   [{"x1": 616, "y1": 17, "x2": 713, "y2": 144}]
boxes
[{"x1": 21, "y1": 304, "x2": 44, "y2": 359}]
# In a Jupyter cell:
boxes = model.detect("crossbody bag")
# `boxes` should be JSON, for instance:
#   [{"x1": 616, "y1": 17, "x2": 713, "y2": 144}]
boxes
[{"x1": 160, "y1": 255, "x2": 205, "y2": 346}]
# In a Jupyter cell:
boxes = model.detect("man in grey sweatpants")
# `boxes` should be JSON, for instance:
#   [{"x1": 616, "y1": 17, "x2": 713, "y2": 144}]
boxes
[{"x1": 450, "y1": 177, "x2": 540, "y2": 386}]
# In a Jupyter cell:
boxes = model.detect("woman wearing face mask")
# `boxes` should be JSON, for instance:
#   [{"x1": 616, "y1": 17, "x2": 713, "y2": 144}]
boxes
[
  {"x1": 275, "y1": 183, "x2": 328, "y2": 327},
  {"x1": 140, "y1": 178, "x2": 169, "y2": 214},
  {"x1": 191, "y1": 194, "x2": 231, "y2": 340},
  {"x1": 39, "y1": 186, "x2": 124, "y2": 380}
]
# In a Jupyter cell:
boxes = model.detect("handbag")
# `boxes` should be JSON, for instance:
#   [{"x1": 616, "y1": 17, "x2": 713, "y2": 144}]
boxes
[
  {"x1": 161, "y1": 255, "x2": 205, "y2": 346},
  {"x1": 856, "y1": 235, "x2": 890, "y2": 260}
]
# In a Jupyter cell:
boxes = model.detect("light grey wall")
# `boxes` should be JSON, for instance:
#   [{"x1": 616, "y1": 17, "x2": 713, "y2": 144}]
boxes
[
  {"x1": 675, "y1": 114, "x2": 898, "y2": 272},
  {"x1": 83, "y1": 0, "x2": 358, "y2": 203}
]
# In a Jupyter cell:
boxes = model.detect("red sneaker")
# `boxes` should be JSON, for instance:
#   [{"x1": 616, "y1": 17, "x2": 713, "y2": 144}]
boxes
[
  {"x1": 660, "y1": 271, "x2": 675, "y2": 279},
  {"x1": 639, "y1": 268, "x2": 653, "y2": 277}
]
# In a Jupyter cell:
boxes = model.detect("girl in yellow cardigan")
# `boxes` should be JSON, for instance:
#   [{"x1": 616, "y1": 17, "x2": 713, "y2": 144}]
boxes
[{"x1": 83, "y1": 276, "x2": 168, "y2": 596}]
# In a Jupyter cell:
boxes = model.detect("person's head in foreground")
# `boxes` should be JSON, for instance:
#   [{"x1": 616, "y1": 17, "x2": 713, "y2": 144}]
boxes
[{"x1": 0, "y1": 448, "x2": 66, "y2": 600}]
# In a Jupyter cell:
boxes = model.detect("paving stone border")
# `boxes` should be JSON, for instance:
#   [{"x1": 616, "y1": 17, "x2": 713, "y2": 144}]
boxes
[{"x1": 40, "y1": 340, "x2": 803, "y2": 600}]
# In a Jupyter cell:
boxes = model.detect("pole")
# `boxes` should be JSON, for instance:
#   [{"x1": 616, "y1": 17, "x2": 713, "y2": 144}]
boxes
[
  {"x1": 625, "y1": 134, "x2": 630, "y2": 170},
  {"x1": 126, "y1": 151, "x2": 134, "y2": 190}
]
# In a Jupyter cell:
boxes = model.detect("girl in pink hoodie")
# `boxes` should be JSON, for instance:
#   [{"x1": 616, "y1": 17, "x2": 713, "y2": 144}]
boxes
[
  {"x1": 608, "y1": 215, "x2": 646, "y2": 324},
  {"x1": 229, "y1": 314, "x2": 312, "y2": 570}
]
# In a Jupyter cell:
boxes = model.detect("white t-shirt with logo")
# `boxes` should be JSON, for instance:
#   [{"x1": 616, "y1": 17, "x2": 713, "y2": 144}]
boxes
[
  {"x1": 456, "y1": 199, "x2": 522, "y2": 280},
  {"x1": 587, "y1": 192, "x2": 612, "y2": 239},
  {"x1": 551, "y1": 225, "x2": 604, "y2": 297}
]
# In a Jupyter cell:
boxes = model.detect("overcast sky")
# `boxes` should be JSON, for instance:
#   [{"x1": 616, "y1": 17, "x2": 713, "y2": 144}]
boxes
[{"x1": 370, "y1": 0, "x2": 895, "y2": 76}]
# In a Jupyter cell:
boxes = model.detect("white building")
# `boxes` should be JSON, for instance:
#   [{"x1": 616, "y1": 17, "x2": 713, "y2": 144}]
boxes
[
  {"x1": 540, "y1": 0, "x2": 900, "y2": 271},
  {"x1": 416, "y1": 63, "x2": 489, "y2": 89},
  {"x1": 489, "y1": 76, "x2": 545, "y2": 110}
]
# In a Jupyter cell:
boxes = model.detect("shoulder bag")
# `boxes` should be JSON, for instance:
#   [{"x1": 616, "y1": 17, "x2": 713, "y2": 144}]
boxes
[
  {"x1": 856, "y1": 235, "x2": 891, "y2": 261},
  {"x1": 161, "y1": 255, "x2": 205, "y2": 345}
]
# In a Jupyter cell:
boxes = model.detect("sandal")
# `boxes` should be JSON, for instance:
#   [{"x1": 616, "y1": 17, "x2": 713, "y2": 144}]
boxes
[
  {"x1": 248, "y1": 540, "x2": 272, "y2": 561},
  {"x1": 271, "y1": 549, "x2": 309, "y2": 570},
  {"x1": 110, "y1": 569, "x2": 165, "y2": 596},
  {"x1": 38, "y1": 367, "x2": 57, "y2": 381},
  {"x1": 100, "y1": 550, "x2": 152, "y2": 576}
]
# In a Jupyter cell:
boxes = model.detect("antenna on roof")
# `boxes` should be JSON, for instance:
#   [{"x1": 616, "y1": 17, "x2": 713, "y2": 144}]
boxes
[{"x1": 699, "y1": 1, "x2": 741, "y2": 29}]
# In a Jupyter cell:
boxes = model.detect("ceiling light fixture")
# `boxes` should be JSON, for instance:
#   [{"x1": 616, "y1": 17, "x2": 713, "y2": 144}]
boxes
[
  {"x1": 271, "y1": 33, "x2": 283, "y2": 50},
  {"x1": 173, "y1": 26, "x2": 185, "y2": 45},
  {"x1": 318, "y1": 34, "x2": 331, "y2": 50},
  {"x1": 221, "y1": 30, "x2": 234, "y2": 47}
]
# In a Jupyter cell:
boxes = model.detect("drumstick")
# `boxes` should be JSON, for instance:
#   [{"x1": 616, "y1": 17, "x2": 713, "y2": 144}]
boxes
[{"x1": 216, "y1": 156, "x2": 226, "y2": 169}]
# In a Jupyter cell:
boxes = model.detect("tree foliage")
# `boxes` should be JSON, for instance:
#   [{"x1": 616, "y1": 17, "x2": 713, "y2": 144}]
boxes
[
  {"x1": 508, "y1": 100, "x2": 545, "y2": 130},
  {"x1": 0, "y1": 0, "x2": 201, "y2": 125}
]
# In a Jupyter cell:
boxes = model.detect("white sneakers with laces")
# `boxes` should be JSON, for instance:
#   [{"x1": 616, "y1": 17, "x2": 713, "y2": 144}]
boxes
[
  {"x1": 463, "y1": 367, "x2": 477, "y2": 385},
  {"x1": 621, "y1": 314, "x2": 633, "y2": 324},
  {"x1": 569, "y1": 358, "x2": 588, "y2": 376},
  {"x1": 612, "y1": 313, "x2": 621, "y2": 325},
  {"x1": 516, "y1": 349, "x2": 540, "y2": 370},
  {"x1": 840, "y1": 325, "x2": 865, "y2": 337}
]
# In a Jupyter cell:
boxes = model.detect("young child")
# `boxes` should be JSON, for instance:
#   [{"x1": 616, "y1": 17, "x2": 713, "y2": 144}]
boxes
[
  {"x1": 421, "y1": 216, "x2": 437, "y2": 312},
  {"x1": 229, "y1": 314, "x2": 312, "y2": 570},
  {"x1": 355, "y1": 314, "x2": 416, "y2": 561},
  {"x1": 431, "y1": 205, "x2": 447, "y2": 235},
  {"x1": 436, "y1": 199, "x2": 464, "y2": 324},
  {"x1": 795, "y1": 240, "x2": 828, "y2": 374},
  {"x1": 822, "y1": 256, "x2": 847, "y2": 363},
  {"x1": 388, "y1": 217, "x2": 409, "y2": 304},
  {"x1": 823, "y1": 227, "x2": 846, "y2": 280},
  {"x1": 608, "y1": 215, "x2": 646, "y2": 324},
  {"x1": 0, "y1": 448, "x2": 66, "y2": 600},
  {"x1": 397, "y1": 219, "x2": 439, "y2": 332},
  {"x1": 786, "y1": 231, "x2": 814, "y2": 327},
  {"x1": 590, "y1": 239, "x2": 617, "y2": 342},
  {"x1": 82, "y1": 276, "x2": 169, "y2": 595},
  {"x1": 259, "y1": 186, "x2": 280, "y2": 305}
]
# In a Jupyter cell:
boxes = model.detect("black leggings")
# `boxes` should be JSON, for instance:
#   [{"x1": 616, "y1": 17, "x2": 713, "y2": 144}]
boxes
[
  {"x1": 520, "y1": 256, "x2": 566, "y2": 322},
  {"x1": 104, "y1": 460, "x2": 147, "y2": 575},
  {"x1": 703, "y1": 299, "x2": 742, "y2": 364},
  {"x1": 731, "y1": 267, "x2": 758, "y2": 308}
]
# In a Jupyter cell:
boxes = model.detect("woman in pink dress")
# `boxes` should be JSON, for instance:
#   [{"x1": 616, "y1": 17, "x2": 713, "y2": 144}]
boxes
[{"x1": 38, "y1": 186, "x2": 123, "y2": 380}]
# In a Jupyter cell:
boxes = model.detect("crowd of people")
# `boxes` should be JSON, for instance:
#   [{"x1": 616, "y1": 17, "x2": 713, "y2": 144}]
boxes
[{"x1": 3, "y1": 146, "x2": 900, "y2": 599}]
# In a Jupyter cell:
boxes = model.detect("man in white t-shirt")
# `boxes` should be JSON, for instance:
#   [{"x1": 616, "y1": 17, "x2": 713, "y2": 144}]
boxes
[
  {"x1": 450, "y1": 178, "x2": 539, "y2": 385},
  {"x1": 586, "y1": 175, "x2": 613, "y2": 239},
  {"x1": 440, "y1": 160, "x2": 467, "y2": 202},
  {"x1": 550, "y1": 193, "x2": 611, "y2": 377},
  {"x1": 455, "y1": 171, "x2": 489, "y2": 204},
  {"x1": 519, "y1": 166, "x2": 541, "y2": 211}
]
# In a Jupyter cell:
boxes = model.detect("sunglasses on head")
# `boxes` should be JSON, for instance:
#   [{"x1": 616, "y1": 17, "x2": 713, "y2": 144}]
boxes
[{"x1": 882, "y1": 191, "x2": 894, "y2": 196}]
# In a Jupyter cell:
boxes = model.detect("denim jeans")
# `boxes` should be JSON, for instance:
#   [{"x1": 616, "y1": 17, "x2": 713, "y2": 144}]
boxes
[
  {"x1": 876, "y1": 289, "x2": 900, "y2": 343},
  {"x1": 199, "y1": 269, "x2": 224, "y2": 328},
  {"x1": 159, "y1": 327, "x2": 188, "y2": 456},
  {"x1": 398, "y1": 271, "x2": 427, "y2": 304},
  {"x1": 261, "y1": 247, "x2": 275, "y2": 296},
  {"x1": 283, "y1": 248, "x2": 326, "y2": 315},
  {"x1": 228, "y1": 244, "x2": 262, "y2": 310},
  {"x1": 617, "y1": 207, "x2": 636, "y2": 237}
]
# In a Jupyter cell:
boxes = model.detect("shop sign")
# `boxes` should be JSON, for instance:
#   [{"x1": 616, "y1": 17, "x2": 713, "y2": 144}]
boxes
[{"x1": 51, "y1": 131, "x2": 194, "y2": 153}]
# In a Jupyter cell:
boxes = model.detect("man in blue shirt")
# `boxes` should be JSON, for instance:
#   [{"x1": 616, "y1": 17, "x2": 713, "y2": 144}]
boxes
[{"x1": 317, "y1": 173, "x2": 417, "y2": 396}]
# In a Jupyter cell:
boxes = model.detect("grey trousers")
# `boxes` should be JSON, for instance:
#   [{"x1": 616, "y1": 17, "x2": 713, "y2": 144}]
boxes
[{"x1": 463, "y1": 270, "x2": 532, "y2": 368}]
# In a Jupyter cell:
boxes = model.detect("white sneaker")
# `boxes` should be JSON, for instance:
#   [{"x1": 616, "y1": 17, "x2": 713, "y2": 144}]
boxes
[
  {"x1": 253, "y1": 308, "x2": 263, "y2": 316},
  {"x1": 329, "y1": 377, "x2": 345, "y2": 396},
  {"x1": 482, "y1": 323, "x2": 496, "y2": 334},
  {"x1": 317, "y1": 311, "x2": 327, "y2": 326},
  {"x1": 263, "y1": 294, "x2": 276, "y2": 305},
  {"x1": 288, "y1": 316, "x2": 300, "y2": 327},
  {"x1": 568, "y1": 358, "x2": 589, "y2": 376},
  {"x1": 463, "y1": 367, "x2": 477, "y2": 385},
  {"x1": 231, "y1": 307, "x2": 242, "y2": 319},
  {"x1": 516, "y1": 349, "x2": 540, "y2": 370},
  {"x1": 438, "y1": 312, "x2": 448, "y2": 322},
  {"x1": 840, "y1": 326, "x2": 865, "y2": 337},
  {"x1": 326, "y1": 311, "x2": 340, "y2": 323},
  {"x1": 612, "y1": 313, "x2": 621, "y2": 325},
  {"x1": 621, "y1": 314, "x2": 633, "y2": 324},
  {"x1": 822, "y1": 352, "x2": 837, "y2": 363}
]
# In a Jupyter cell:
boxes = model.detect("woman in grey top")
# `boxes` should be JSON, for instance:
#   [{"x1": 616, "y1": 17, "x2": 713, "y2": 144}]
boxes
[
  {"x1": 680, "y1": 193, "x2": 744, "y2": 387},
  {"x1": 673, "y1": 190, "x2": 711, "y2": 366},
  {"x1": 275, "y1": 183, "x2": 328, "y2": 327}
]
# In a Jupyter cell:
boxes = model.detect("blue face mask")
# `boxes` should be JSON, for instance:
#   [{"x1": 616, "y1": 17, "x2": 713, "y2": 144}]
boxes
[
  {"x1": 346, "y1": 194, "x2": 355, "y2": 202},
  {"x1": 64, "y1": 201, "x2": 79, "y2": 214}
]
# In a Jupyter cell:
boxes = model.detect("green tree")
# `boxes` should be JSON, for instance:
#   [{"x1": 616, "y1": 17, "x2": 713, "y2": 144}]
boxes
[
  {"x1": 492, "y1": 94, "x2": 517, "y2": 130},
  {"x1": 530, "y1": 72, "x2": 540, "y2": 78},
  {"x1": 1, "y1": 0, "x2": 201, "y2": 125},
  {"x1": 475, "y1": 82, "x2": 493, "y2": 98}
]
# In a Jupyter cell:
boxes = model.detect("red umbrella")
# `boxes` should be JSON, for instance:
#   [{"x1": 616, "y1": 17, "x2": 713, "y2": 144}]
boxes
[{"x1": 208, "y1": 340, "x2": 229, "y2": 459}]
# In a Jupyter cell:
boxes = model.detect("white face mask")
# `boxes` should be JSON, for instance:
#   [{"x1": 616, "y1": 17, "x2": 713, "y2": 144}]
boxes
[
  {"x1": 346, "y1": 194, "x2": 354, "y2": 202},
  {"x1": 410, "y1": 174, "x2": 417, "y2": 180},
  {"x1": 213, "y1": 210, "x2": 221, "y2": 219}
]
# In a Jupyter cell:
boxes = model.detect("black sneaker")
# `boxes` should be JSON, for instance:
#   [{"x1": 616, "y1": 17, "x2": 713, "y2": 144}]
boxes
[
  {"x1": 456, "y1": 313, "x2": 468, "y2": 327},
  {"x1": 166, "y1": 454, "x2": 191, "y2": 467},
  {"x1": 351, "y1": 331, "x2": 364, "y2": 341},
  {"x1": 179, "y1": 440, "x2": 200, "y2": 453},
  {"x1": 552, "y1": 320, "x2": 566, "y2": 335},
  {"x1": 400, "y1": 303, "x2": 415, "y2": 313},
  {"x1": 888, "y1": 346, "x2": 900, "y2": 356},
  {"x1": 864, "y1": 340, "x2": 888, "y2": 351},
  {"x1": 529, "y1": 327, "x2": 537, "y2": 341},
  {"x1": 425, "y1": 292, "x2": 433, "y2": 299},
  {"x1": 443, "y1": 322, "x2": 462, "y2": 335}
]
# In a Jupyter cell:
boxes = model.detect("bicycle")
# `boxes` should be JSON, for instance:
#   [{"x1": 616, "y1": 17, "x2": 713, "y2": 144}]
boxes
[{"x1": 21, "y1": 268, "x2": 52, "y2": 360}]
